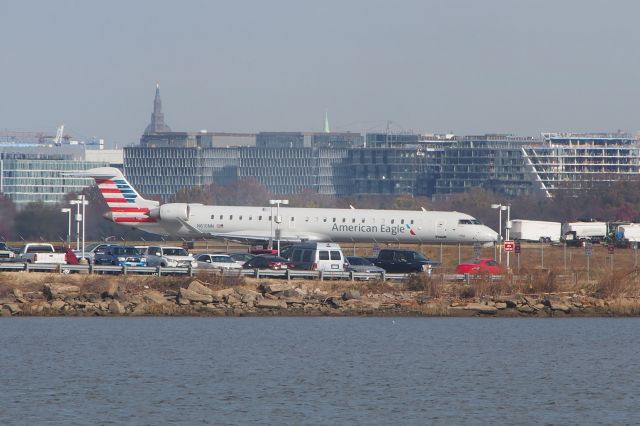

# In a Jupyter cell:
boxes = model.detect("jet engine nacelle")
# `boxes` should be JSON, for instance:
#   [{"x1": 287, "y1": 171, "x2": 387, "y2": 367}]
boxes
[{"x1": 148, "y1": 203, "x2": 190, "y2": 221}]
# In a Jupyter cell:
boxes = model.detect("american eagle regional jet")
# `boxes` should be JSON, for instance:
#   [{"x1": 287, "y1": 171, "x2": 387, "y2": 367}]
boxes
[{"x1": 84, "y1": 167, "x2": 498, "y2": 245}]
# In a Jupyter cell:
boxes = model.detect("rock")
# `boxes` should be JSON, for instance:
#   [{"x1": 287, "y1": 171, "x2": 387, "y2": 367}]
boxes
[
  {"x1": 143, "y1": 290, "x2": 168, "y2": 305},
  {"x1": 255, "y1": 299, "x2": 287, "y2": 309},
  {"x1": 533, "y1": 303, "x2": 546, "y2": 311},
  {"x1": 50, "y1": 300, "x2": 66, "y2": 311},
  {"x1": 416, "y1": 295, "x2": 429, "y2": 305},
  {"x1": 326, "y1": 297, "x2": 343, "y2": 309},
  {"x1": 494, "y1": 302, "x2": 508, "y2": 310},
  {"x1": 187, "y1": 280, "x2": 214, "y2": 296},
  {"x1": 496, "y1": 295, "x2": 524, "y2": 308},
  {"x1": 102, "y1": 281, "x2": 119, "y2": 298},
  {"x1": 109, "y1": 300, "x2": 126, "y2": 315},
  {"x1": 463, "y1": 303, "x2": 498, "y2": 314},
  {"x1": 342, "y1": 290, "x2": 361, "y2": 301},
  {"x1": 131, "y1": 303, "x2": 148, "y2": 315},
  {"x1": 517, "y1": 305, "x2": 535, "y2": 313},
  {"x1": 2, "y1": 303, "x2": 21, "y2": 314},
  {"x1": 178, "y1": 287, "x2": 213, "y2": 304},
  {"x1": 258, "y1": 282, "x2": 292, "y2": 294},
  {"x1": 236, "y1": 288, "x2": 260, "y2": 304},
  {"x1": 549, "y1": 300, "x2": 571, "y2": 313},
  {"x1": 12, "y1": 288, "x2": 26, "y2": 303},
  {"x1": 43, "y1": 283, "x2": 80, "y2": 300},
  {"x1": 211, "y1": 288, "x2": 235, "y2": 303},
  {"x1": 224, "y1": 293, "x2": 242, "y2": 306}
]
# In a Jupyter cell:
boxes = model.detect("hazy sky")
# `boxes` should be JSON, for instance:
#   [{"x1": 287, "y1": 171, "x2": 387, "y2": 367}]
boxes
[{"x1": 2, "y1": 0, "x2": 640, "y2": 145}]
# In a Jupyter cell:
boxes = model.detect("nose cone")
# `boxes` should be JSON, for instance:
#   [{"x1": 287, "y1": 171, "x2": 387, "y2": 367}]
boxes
[{"x1": 478, "y1": 226, "x2": 499, "y2": 243}]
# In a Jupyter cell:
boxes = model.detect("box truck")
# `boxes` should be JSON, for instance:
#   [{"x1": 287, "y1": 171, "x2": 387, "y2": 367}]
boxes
[
  {"x1": 561, "y1": 221, "x2": 608, "y2": 246},
  {"x1": 509, "y1": 219, "x2": 561, "y2": 243}
]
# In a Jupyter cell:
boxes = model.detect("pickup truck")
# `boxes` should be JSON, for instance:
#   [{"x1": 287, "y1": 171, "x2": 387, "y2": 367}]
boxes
[
  {"x1": 74, "y1": 243, "x2": 115, "y2": 263},
  {"x1": 142, "y1": 246, "x2": 197, "y2": 269},
  {"x1": 0, "y1": 242, "x2": 16, "y2": 262},
  {"x1": 16, "y1": 243, "x2": 67, "y2": 264}
]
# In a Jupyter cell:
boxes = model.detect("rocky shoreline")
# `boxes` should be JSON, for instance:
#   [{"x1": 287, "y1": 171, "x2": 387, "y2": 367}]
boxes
[{"x1": 1, "y1": 276, "x2": 638, "y2": 317}]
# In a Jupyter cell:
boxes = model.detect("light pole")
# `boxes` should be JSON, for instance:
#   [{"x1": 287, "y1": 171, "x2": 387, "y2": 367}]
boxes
[
  {"x1": 491, "y1": 203, "x2": 508, "y2": 264},
  {"x1": 75, "y1": 195, "x2": 89, "y2": 261},
  {"x1": 70, "y1": 199, "x2": 81, "y2": 250},
  {"x1": 269, "y1": 199, "x2": 289, "y2": 256},
  {"x1": 61, "y1": 208, "x2": 71, "y2": 247}
]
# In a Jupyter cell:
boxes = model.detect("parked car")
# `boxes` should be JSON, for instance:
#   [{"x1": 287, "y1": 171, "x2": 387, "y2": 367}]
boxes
[
  {"x1": 16, "y1": 243, "x2": 67, "y2": 264},
  {"x1": 0, "y1": 242, "x2": 16, "y2": 262},
  {"x1": 74, "y1": 243, "x2": 115, "y2": 264},
  {"x1": 373, "y1": 249, "x2": 439, "y2": 274},
  {"x1": 455, "y1": 258, "x2": 503, "y2": 275},
  {"x1": 196, "y1": 254, "x2": 242, "y2": 270},
  {"x1": 243, "y1": 255, "x2": 293, "y2": 270},
  {"x1": 345, "y1": 256, "x2": 385, "y2": 275},
  {"x1": 249, "y1": 247, "x2": 279, "y2": 255},
  {"x1": 227, "y1": 252, "x2": 256, "y2": 267},
  {"x1": 94, "y1": 245, "x2": 147, "y2": 267},
  {"x1": 142, "y1": 246, "x2": 197, "y2": 268},
  {"x1": 288, "y1": 242, "x2": 346, "y2": 271}
]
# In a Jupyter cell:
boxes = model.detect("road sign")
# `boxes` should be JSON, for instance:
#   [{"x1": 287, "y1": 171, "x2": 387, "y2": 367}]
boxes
[
  {"x1": 514, "y1": 241, "x2": 521, "y2": 254},
  {"x1": 584, "y1": 242, "x2": 593, "y2": 257},
  {"x1": 473, "y1": 242, "x2": 481, "y2": 258},
  {"x1": 608, "y1": 245, "x2": 615, "y2": 255},
  {"x1": 504, "y1": 240, "x2": 515, "y2": 252}
]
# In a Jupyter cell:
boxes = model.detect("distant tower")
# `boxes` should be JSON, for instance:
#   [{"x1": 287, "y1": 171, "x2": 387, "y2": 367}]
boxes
[
  {"x1": 324, "y1": 111, "x2": 331, "y2": 133},
  {"x1": 144, "y1": 83, "x2": 171, "y2": 134}
]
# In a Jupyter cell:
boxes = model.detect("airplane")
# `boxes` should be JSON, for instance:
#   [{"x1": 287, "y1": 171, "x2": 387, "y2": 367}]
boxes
[{"x1": 83, "y1": 167, "x2": 499, "y2": 245}]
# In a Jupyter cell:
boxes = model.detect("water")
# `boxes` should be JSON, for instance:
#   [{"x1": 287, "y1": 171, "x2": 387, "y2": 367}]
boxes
[{"x1": 1, "y1": 318, "x2": 639, "y2": 425}]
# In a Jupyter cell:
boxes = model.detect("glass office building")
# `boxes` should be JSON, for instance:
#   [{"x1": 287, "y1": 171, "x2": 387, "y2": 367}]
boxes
[{"x1": 0, "y1": 153, "x2": 108, "y2": 208}]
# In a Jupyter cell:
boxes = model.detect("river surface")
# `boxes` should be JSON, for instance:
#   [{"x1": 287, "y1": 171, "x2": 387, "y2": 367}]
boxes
[{"x1": 1, "y1": 317, "x2": 639, "y2": 425}]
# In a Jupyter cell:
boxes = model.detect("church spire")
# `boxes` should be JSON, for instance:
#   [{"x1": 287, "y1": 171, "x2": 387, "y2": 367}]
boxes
[
  {"x1": 324, "y1": 111, "x2": 330, "y2": 133},
  {"x1": 144, "y1": 83, "x2": 171, "y2": 134}
]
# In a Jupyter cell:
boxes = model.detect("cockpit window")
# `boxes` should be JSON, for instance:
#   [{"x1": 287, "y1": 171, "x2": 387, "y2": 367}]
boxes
[{"x1": 459, "y1": 219, "x2": 481, "y2": 225}]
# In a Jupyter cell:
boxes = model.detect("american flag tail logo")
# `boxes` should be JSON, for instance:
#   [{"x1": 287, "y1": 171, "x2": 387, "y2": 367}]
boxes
[{"x1": 84, "y1": 167, "x2": 159, "y2": 224}]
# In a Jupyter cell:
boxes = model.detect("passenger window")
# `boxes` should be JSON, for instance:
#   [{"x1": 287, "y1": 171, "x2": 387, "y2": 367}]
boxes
[
  {"x1": 332, "y1": 218, "x2": 336, "y2": 223},
  {"x1": 410, "y1": 220, "x2": 414, "y2": 224},
  {"x1": 219, "y1": 215, "x2": 223, "y2": 220},
  {"x1": 401, "y1": 219, "x2": 405, "y2": 224},
  {"x1": 319, "y1": 251, "x2": 330, "y2": 260},
  {"x1": 291, "y1": 217, "x2": 295, "y2": 222},
  {"x1": 302, "y1": 250, "x2": 312, "y2": 262},
  {"x1": 305, "y1": 217, "x2": 309, "y2": 222},
  {"x1": 391, "y1": 219, "x2": 395, "y2": 224},
  {"x1": 293, "y1": 250, "x2": 303, "y2": 262},
  {"x1": 323, "y1": 218, "x2": 327, "y2": 222},
  {"x1": 352, "y1": 218, "x2": 356, "y2": 223},
  {"x1": 259, "y1": 215, "x2": 262, "y2": 220},
  {"x1": 239, "y1": 216, "x2": 242, "y2": 220},
  {"x1": 210, "y1": 215, "x2": 214, "y2": 219},
  {"x1": 229, "y1": 215, "x2": 233, "y2": 220},
  {"x1": 361, "y1": 218, "x2": 365, "y2": 223},
  {"x1": 249, "y1": 216, "x2": 252, "y2": 221},
  {"x1": 330, "y1": 251, "x2": 341, "y2": 260},
  {"x1": 380, "y1": 251, "x2": 392, "y2": 260},
  {"x1": 342, "y1": 218, "x2": 346, "y2": 223}
]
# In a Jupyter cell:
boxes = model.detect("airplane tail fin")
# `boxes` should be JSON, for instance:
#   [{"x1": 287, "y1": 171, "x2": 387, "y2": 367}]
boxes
[{"x1": 83, "y1": 167, "x2": 159, "y2": 223}]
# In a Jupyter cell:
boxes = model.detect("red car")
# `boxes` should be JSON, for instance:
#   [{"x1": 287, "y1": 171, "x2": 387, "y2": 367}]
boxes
[{"x1": 455, "y1": 258, "x2": 503, "y2": 274}]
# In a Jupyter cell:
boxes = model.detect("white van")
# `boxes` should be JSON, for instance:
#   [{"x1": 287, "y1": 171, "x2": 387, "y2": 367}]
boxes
[{"x1": 289, "y1": 242, "x2": 346, "y2": 271}]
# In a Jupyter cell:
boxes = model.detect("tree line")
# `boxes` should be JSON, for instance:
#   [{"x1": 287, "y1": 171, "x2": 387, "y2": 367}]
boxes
[{"x1": 2, "y1": 177, "x2": 640, "y2": 242}]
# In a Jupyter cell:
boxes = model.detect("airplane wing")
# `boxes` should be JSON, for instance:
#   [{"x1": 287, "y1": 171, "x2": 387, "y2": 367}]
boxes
[{"x1": 204, "y1": 231, "x2": 329, "y2": 245}]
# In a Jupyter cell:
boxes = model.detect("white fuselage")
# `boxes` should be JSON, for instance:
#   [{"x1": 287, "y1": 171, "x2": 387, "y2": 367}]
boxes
[{"x1": 144, "y1": 204, "x2": 499, "y2": 244}]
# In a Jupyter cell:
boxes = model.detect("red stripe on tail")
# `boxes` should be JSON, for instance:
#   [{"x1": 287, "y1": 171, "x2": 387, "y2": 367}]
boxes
[{"x1": 114, "y1": 217, "x2": 156, "y2": 223}]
